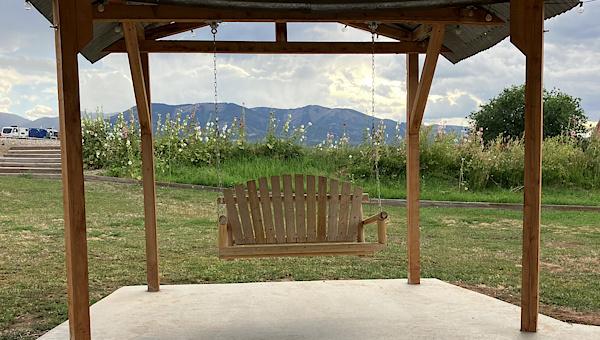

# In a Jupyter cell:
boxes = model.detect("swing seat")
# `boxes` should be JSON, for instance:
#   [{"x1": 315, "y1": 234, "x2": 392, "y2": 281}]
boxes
[{"x1": 217, "y1": 174, "x2": 387, "y2": 259}]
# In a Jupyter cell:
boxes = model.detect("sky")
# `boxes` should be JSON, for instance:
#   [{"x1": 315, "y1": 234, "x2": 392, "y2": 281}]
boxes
[{"x1": 0, "y1": 1, "x2": 599, "y2": 128}]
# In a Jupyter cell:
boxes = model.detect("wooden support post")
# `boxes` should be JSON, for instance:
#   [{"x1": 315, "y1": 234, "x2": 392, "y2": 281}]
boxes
[
  {"x1": 406, "y1": 53, "x2": 420, "y2": 284},
  {"x1": 511, "y1": 0, "x2": 545, "y2": 332},
  {"x1": 123, "y1": 21, "x2": 160, "y2": 292},
  {"x1": 511, "y1": 0, "x2": 544, "y2": 332},
  {"x1": 52, "y1": 0, "x2": 91, "y2": 338}
]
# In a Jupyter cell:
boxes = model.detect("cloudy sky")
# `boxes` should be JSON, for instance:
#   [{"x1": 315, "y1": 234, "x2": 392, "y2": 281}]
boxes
[{"x1": 1, "y1": 1, "x2": 599, "y2": 127}]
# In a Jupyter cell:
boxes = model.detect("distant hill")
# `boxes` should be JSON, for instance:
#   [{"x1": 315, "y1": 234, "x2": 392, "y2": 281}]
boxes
[
  {"x1": 0, "y1": 112, "x2": 32, "y2": 128},
  {"x1": 0, "y1": 112, "x2": 60, "y2": 131},
  {"x1": 1, "y1": 104, "x2": 465, "y2": 145}
]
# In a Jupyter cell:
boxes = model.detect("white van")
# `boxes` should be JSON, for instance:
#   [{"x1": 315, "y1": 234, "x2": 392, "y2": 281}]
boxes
[{"x1": 1, "y1": 126, "x2": 29, "y2": 138}]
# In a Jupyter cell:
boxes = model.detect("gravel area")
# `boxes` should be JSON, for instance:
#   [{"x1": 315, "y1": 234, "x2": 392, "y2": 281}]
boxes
[{"x1": 0, "y1": 138, "x2": 60, "y2": 157}]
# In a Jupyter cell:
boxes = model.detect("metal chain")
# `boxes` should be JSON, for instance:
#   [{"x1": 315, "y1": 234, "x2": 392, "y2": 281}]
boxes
[
  {"x1": 368, "y1": 22, "x2": 383, "y2": 212},
  {"x1": 210, "y1": 22, "x2": 224, "y2": 218}
]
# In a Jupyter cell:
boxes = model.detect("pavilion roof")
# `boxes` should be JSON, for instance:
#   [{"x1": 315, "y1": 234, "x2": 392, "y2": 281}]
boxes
[{"x1": 30, "y1": 0, "x2": 579, "y2": 64}]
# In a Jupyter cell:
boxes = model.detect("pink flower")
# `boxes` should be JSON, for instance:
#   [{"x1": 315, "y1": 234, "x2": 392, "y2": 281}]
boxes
[
  {"x1": 480, "y1": 127, "x2": 483, "y2": 131},
  {"x1": 421, "y1": 163, "x2": 426, "y2": 168},
  {"x1": 571, "y1": 131, "x2": 576, "y2": 136},
  {"x1": 89, "y1": 131, "x2": 94, "y2": 135},
  {"x1": 139, "y1": 147, "x2": 142, "y2": 151},
  {"x1": 480, "y1": 138, "x2": 483, "y2": 143}
]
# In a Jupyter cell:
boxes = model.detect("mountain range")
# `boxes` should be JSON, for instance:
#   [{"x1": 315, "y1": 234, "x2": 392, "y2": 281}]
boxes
[{"x1": 1, "y1": 103, "x2": 465, "y2": 145}]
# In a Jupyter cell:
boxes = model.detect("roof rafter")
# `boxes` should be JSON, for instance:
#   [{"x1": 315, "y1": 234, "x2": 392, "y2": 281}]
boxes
[
  {"x1": 92, "y1": 4, "x2": 504, "y2": 25},
  {"x1": 144, "y1": 23, "x2": 209, "y2": 40},
  {"x1": 340, "y1": 22, "x2": 413, "y2": 41}
]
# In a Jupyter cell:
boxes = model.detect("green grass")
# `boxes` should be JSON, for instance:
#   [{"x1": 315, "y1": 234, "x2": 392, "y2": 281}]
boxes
[
  {"x1": 150, "y1": 156, "x2": 600, "y2": 206},
  {"x1": 0, "y1": 176, "x2": 599, "y2": 339}
]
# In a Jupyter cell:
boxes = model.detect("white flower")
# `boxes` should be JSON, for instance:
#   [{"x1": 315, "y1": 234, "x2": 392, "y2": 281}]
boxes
[
  {"x1": 349, "y1": 155, "x2": 353, "y2": 159},
  {"x1": 128, "y1": 160, "x2": 132, "y2": 165},
  {"x1": 126, "y1": 140, "x2": 131, "y2": 146}
]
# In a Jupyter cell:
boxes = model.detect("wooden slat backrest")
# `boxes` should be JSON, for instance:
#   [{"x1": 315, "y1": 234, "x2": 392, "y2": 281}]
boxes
[
  {"x1": 306, "y1": 175, "x2": 317, "y2": 242},
  {"x1": 294, "y1": 174, "x2": 307, "y2": 243},
  {"x1": 247, "y1": 180, "x2": 266, "y2": 243},
  {"x1": 337, "y1": 181, "x2": 352, "y2": 241},
  {"x1": 282, "y1": 174, "x2": 296, "y2": 242},
  {"x1": 317, "y1": 176, "x2": 328, "y2": 242},
  {"x1": 347, "y1": 186, "x2": 363, "y2": 242},
  {"x1": 235, "y1": 183, "x2": 255, "y2": 244},
  {"x1": 327, "y1": 179, "x2": 340, "y2": 241},
  {"x1": 223, "y1": 188, "x2": 245, "y2": 245},
  {"x1": 224, "y1": 174, "x2": 365, "y2": 245},
  {"x1": 258, "y1": 177, "x2": 276, "y2": 243},
  {"x1": 270, "y1": 176, "x2": 286, "y2": 243}
]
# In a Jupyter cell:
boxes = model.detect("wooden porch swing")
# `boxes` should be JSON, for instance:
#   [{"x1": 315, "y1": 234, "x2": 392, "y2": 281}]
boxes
[
  {"x1": 209, "y1": 22, "x2": 387, "y2": 259},
  {"x1": 217, "y1": 175, "x2": 387, "y2": 259}
]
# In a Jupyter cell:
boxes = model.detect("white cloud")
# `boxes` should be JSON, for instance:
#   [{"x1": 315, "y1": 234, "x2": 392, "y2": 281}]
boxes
[
  {"x1": 26, "y1": 104, "x2": 57, "y2": 120},
  {"x1": 0, "y1": 97, "x2": 12, "y2": 112}
]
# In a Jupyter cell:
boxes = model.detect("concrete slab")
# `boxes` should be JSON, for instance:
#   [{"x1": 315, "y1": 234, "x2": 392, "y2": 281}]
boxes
[{"x1": 40, "y1": 279, "x2": 599, "y2": 339}]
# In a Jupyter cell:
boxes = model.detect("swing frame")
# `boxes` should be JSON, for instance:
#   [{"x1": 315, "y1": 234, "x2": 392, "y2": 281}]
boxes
[{"x1": 41, "y1": 0, "x2": 553, "y2": 337}]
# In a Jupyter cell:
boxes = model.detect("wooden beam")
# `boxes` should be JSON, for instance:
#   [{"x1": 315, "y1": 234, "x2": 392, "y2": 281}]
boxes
[
  {"x1": 145, "y1": 23, "x2": 209, "y2": 40},
  {"x1": 75, "y1": 0, "x2": 93, "y2": 52},
  {"x1": 411, "y1": 24, "x2": 434, "y2": 41},
  {"x1": 123, "y1": 21, "x2": 160, "y2": 293},
  {"x1": 406, "y1": 53, "x2": 420, "y2": 285},
  {"x1": 341, "y1": 22, "x2": 413, "y2": 41},
  {"x1": 52, "y1": 0, "x2": 91, "y2": 338},
  {"x1": 510, "y1": 0, "x2": 528, "y2": 55},
  {"x1": 595, "y1": 119, "x2": 600, "y2": 138},
  {"x1": 105, "y1": 40, "x2": 451, "y2": 54},
  {"x1": 409, "y1": 24, "x2": 446, "y2": 134},
  {"x1": 275, "y1": 23, "x2": 287, "y2": 43},
  {"x1": 516, "y1": 0, "x2": 545, "y2": 333},
  {"x1": 93, "y1": 4, "x2": 504, "y2": 25}
]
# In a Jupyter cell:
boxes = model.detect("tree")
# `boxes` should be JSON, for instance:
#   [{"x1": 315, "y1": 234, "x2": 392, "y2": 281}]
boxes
[{"x1": 469, "y1": 85, "x2": 587, "y2": 143}]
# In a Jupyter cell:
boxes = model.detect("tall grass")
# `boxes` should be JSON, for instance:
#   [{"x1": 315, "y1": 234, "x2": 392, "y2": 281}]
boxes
[{"x1": 81, "y1": 109, "x2": 600, "y2": 193}]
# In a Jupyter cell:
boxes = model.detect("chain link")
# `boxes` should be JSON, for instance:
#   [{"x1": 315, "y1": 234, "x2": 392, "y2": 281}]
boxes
[
  {"x1": 211, "y1": 22, "x2": 224, "y2": 218},
  {"x1": 368, "y1": 24, "x2": 382, "y2": 213}
]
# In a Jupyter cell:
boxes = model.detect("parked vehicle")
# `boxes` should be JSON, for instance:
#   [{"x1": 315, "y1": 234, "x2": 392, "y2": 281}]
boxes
[
  {"x1": 29, "y1": 128, "x2": 48, "y2": 139},
  {"x1": 1, "y1": 126, "x2": 29, "y2": 138},
  {"x1": 46, "y1": 128, "x2": 59, "y2": 140}
]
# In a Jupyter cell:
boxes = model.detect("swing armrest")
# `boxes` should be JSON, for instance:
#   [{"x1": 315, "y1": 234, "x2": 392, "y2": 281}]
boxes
[
  {"x1": 362, "y1": 211, "x2": 387, "y2": 226},
  {"x1": 362, "y1": 211, "x2": 387, "y2": 245}
]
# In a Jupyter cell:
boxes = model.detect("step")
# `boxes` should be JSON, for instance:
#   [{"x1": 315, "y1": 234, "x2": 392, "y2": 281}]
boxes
[
  {"x1": 0, "y1": 167, "x2": 62, "y2": 174},
  {"x1": 0, "y1": 162, "x2": 61, "y2": 168},
  {"x1": 4, "y1": 153, "x2": 62, "y2": 158},
  {"x1": 0, "y1": 157, "x2": 61, "y2": 163},
  {"x1": 9, "y1": 145, "x2": 61, "y2": 151},
  {"x1": 8, "y1": 149, "x2": 61, "y2": 155}
]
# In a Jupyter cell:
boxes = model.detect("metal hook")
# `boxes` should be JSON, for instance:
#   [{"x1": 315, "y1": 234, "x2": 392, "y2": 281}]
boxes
[
  {"x1": 206, "y1": 20, "x2": 222, "y2": 35},
  {"x1": 365, "y1": 21, "x2": 381, "y2": 34}
]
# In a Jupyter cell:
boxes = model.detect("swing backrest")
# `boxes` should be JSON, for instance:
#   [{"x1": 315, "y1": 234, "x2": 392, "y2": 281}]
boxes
[{"x1": 219, "y1": 175, "x2": 368, "y2": 245}]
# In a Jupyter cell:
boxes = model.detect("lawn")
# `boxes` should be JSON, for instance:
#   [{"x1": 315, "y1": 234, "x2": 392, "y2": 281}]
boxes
[{"x1": 0, "y1": 176, "x2": 598, "y2": 339}]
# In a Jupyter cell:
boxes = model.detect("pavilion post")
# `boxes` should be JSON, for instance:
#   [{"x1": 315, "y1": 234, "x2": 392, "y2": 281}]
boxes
[
  {"x1": 123, "y1": 22, "x2": 160, "y2": 292},
  {"x1": 510, "y1": 0, "x2": 544, "y2": 332},
  {"x1": 52, "y1": 0, "x2": 92, "y2": 338},
  {"x1": 406, "y1": 53, "x2": 420, "y2": 284},
  {"x1": 406, "y1": 24, "x2": 445, "y2": 284}
]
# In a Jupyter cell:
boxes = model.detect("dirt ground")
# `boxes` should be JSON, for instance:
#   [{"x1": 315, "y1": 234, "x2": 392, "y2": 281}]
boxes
[
  {"x1": 0, "y1": 138, "x2": 60, "y2": 157},
  {"x1": 452, "y1": 281, "x2": 600, "y2": 326}
]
